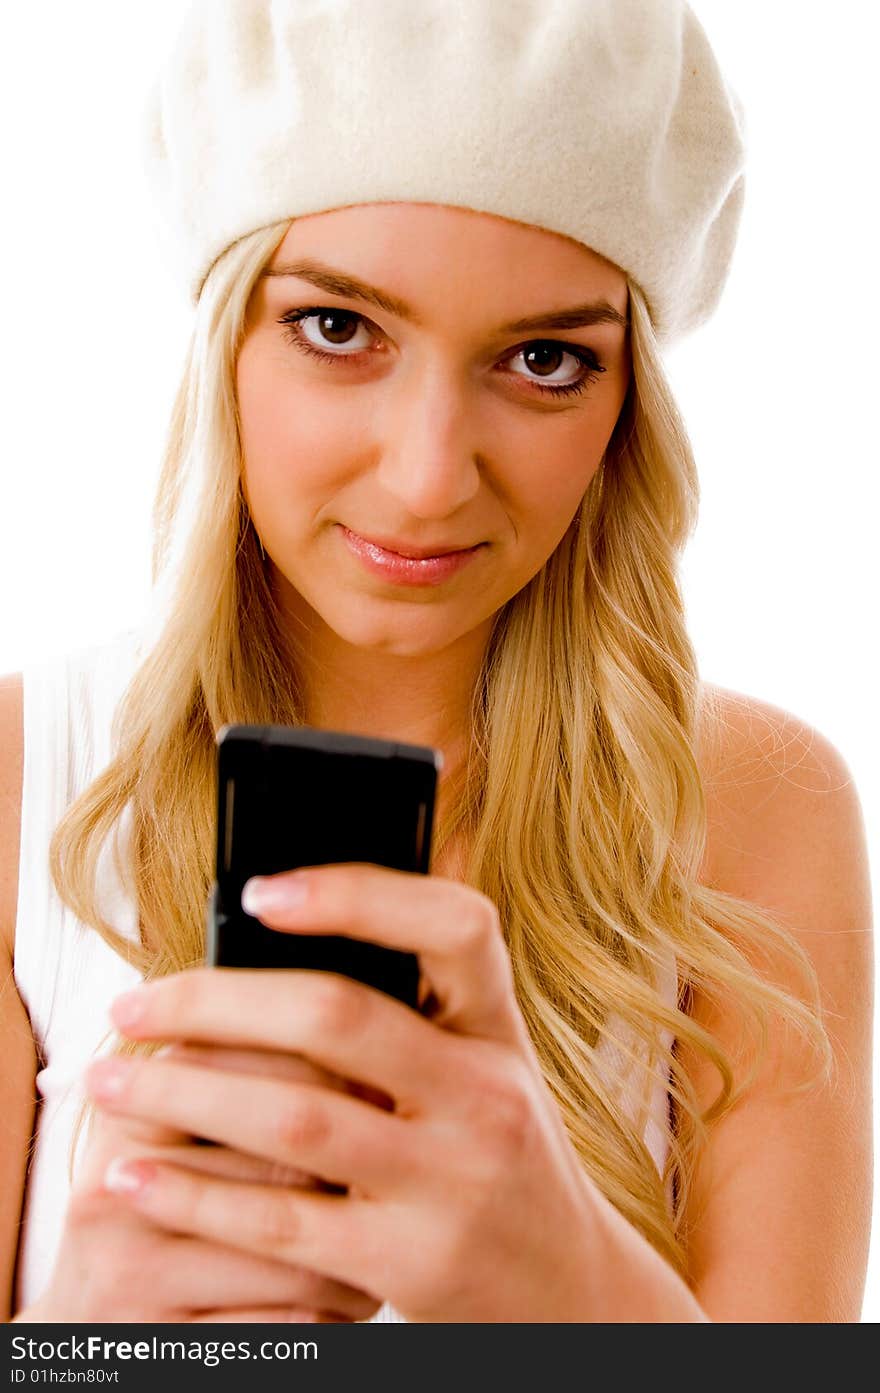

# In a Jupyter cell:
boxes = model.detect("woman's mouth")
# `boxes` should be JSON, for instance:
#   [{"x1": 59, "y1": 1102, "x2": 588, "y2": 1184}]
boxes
[{"x1": 338, "y1": 526, "x2": 486, "y2": 587}]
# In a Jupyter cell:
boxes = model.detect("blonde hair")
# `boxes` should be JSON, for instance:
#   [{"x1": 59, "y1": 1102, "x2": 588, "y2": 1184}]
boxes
[{"x1": 52, "y1": 219, "x2": 833, "y2": 1279}]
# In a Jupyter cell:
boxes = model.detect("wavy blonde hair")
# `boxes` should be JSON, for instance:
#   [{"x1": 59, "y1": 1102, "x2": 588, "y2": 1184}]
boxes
[{"x1": 52, "y1": 218, "x2": 834, "y2": 1281}]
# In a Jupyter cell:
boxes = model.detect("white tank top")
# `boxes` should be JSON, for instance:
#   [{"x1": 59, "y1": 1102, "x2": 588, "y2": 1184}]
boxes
[{"x1": 12, "y1": 626, "x2": 677, "y2": 1320}]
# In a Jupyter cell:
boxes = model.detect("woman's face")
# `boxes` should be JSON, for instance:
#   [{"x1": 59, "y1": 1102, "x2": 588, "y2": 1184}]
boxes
[{"x1": 236, "y1": 202, "x2": 631, "y2": 659}]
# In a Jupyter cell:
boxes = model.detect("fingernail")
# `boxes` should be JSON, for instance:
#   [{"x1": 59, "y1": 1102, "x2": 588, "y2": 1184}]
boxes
[
  {"x1": 111, "y1": 987, "x2": 149, "y2": 1030},
  {"x1": 104, "y1": 1157, "x2": 156, "y2": 1195},
  {"x1": 86, "y1": 1059, "x2": 131, "y2": 1101},
  {"x1": 241, "y1": 874, "x2": 309, "y2": 916}
]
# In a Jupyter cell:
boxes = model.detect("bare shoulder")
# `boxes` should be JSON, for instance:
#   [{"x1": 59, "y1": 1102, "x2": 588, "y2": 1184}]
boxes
[
  {"x1": 683, "y1": 682, "x2": 874, "y2": 1321},
  {"x1": 695, "y1": 680, "x2": 867, "y2": 896},
  {"x1": 0, "y1": 671, "x2": 24, "y2": 961},
  {"x1": 696, "y1": 677, "x2": 859, "y2": 784}
]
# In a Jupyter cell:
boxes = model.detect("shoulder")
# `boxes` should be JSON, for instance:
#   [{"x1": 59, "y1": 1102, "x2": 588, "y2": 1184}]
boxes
[
  {"x1": 692, "y1": 679, "x2": 871, "y2": 1035},
  {"x1": 680, "y1": 684, "x2": 873, "y2": 1318},
  {"x1": 696, "y1": 679, "x2": 859, "y2": 800},
  {"x1": 695, "y1": 681, "x2": 868, "y2": 900},
  {"x1": 0, "y1": 672, "x2": 24, "y2": 962}
]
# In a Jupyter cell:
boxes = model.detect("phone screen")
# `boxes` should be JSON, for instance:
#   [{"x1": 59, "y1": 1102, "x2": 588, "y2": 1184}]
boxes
[{"x1": 205, "y1": 724, "x2": 440, "y2": 1008}]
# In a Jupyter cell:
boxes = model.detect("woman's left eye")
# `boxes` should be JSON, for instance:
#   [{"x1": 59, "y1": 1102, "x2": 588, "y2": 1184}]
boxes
[
  {"x1": 505, "y1": 342, "x2": 607, "y2": 398},
  {"x1": 277, "y1": 307, "x2": 607, "y2": 399}
]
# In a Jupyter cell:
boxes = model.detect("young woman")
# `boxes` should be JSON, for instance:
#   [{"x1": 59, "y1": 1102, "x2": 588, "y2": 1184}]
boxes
[{"x1": 1, "y1": 0, "x2": 873, "y2": 1322}]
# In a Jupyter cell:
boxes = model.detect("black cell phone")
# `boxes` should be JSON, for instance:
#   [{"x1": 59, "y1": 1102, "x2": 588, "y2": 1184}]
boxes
[{"x1": 204, "y1": 723, "x2": 441, "y2": 1010}]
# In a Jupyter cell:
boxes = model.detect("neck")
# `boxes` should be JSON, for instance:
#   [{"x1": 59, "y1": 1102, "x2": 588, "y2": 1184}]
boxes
[{"x1": 271, "y1": 569, "x2": 492, "y2": 832}]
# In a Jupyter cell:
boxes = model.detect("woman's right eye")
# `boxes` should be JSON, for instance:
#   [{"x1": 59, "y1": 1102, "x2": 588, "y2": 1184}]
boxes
[{"x1": 277, "y1": 307, "x2": 376, "y2": 362}]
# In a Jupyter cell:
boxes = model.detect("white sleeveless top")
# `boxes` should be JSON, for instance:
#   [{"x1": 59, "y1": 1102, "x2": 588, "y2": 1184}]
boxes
[{"x1": 12, "y1": 625, "x2": 677, "y2": 1320}]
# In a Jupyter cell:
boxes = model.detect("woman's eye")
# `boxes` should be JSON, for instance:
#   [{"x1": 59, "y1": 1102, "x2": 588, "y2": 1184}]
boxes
[
  {"x1": 279, "y1": 307, "x2": 374, "y2": 359},
  {"x1": 505, "y1": 342, "x2": 607, "y2": 398},
  {"x1": 277, "y1": 308, "x2": 606, "y2": 399}
]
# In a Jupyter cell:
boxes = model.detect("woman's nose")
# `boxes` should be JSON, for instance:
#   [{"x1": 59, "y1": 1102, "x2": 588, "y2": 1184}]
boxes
[{"x1": 373, "y1": 373, "x2": 483, "y2": 519}]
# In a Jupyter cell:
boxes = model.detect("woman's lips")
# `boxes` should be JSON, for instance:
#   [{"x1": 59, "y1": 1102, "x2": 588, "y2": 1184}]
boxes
[{"x1": 338, "y1": 525, "x2": 486, "y2": 586}]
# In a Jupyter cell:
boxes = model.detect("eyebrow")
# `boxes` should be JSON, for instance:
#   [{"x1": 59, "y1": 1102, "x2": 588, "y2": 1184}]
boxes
[{"x1": 260, "y1": 258, "x2": 629, "y2": 333}]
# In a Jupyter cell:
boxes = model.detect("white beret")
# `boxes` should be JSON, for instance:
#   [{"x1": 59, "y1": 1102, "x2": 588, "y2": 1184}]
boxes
[{"x1": 140, "y1": 0, "x2": 747, "y2": 345}]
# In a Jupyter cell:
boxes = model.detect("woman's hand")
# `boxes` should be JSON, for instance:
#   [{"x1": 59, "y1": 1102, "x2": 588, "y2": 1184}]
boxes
[
  {"x1": 85, "y1": 864, "x2": 606, "y2": 1323},
  {"x1": 21, "y1": 1046, "x2": 382, "y2": 1323},
  {"x1": 78, "y1": 1043, "x2": 391, "y2": 1194}
]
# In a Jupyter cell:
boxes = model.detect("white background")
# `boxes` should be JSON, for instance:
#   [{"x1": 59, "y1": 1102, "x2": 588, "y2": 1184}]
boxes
[{"x1": 1, "y1": 2, "x2": 877, "y2": 1319}]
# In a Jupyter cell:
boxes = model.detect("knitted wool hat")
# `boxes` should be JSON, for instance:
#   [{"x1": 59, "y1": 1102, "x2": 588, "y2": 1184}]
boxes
[{"x1": 140, "y1": 0, "x2": 746, "y2": 346}]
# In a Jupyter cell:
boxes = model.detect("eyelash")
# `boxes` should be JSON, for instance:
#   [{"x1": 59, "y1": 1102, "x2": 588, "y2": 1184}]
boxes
[{"x1": 276, "y1": 307, "x2": 607, "y2": 399}]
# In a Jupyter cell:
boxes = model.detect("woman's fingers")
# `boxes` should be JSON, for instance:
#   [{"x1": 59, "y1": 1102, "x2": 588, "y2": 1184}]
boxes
[
  {"x1": 183, "y1": 1239, "x2": 379, "y2": 1320},
  {"x1": 101, "y1": 1162, "x2": 382, "y2": 1296},
  {"x1": 148, "y1": 1140, "x2": 315, "y2": 1190},
  {"x1": 164, "y1": 1041, "x2": 395, "y2": 1114},
  {"x1": 109, "y1": 966, "x2": 494, "y2": 1114},
  {"x1": 90, "y1": 1057, "x2": 425, "y2": 1195},
  {"x1": 77, "y1": 1107, "x2": 188, "y2": 1192},
  {"x1": 157, "y1": 1233, "x2": 380, "y2": 1320},
  {"x1": 59, "y1": 1189, "x2": 380, "y2": 1322},
  {"x1": 105, "y1": 863, "x2": 538, "y2": 1116},
  {"x1": 137, "y1": 1044, "x2": 386, "y2": 1183},
  {"x1": 163, "y1": 1042, "x2": 351, "y2": 1092},
  {"x1": 240, "y1": 864, "x2": 524, "y2": 1042},
  {"x1": 80, "y1": 1060, "x2": 346, "y2": 1194}
]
